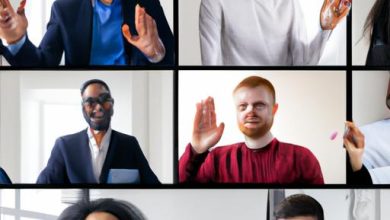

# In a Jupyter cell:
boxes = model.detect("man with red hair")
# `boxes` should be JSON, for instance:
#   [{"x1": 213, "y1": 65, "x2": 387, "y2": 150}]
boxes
[{"x1": 179, "y1": 76, "x2": 324, "y2": 184}]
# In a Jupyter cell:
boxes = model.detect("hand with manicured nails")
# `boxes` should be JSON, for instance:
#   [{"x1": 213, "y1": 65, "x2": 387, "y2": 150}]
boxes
[
  {"x1": 343, "y1": 121, "x2": 365, "y2": 172},
  {"x1": 191, "y1": 97, "x2": 225, "y2": 154},
  {"x1": 122, "y1": 4, "x2": 165, "y2": 63},
  {"x1": 320, "y1": 0, "x2": 351, "y2": 30},
  {"x1": 0, "y1": 0, "x2": 27, "y2": 44}
]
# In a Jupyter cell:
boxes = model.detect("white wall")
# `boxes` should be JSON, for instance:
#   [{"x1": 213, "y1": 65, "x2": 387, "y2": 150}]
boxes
[
  {"x1": 0, "y1": 71, "x2": 173, "y2": 183},
  {"x1": 353, "y1": 71, "x2": 390, "y2": 126},
  {"x1": 90, "y1": 189, "x2": 268, "y2": 220},
  {"x1": 179, "y1": 0, "x2": 347, "y2": 65},
  {"x1": 352, "y1": 0, "x2": 376, "y2": 65},
  {"x1": 179, "y1": 70, "x2": 346, "y2": 183}
]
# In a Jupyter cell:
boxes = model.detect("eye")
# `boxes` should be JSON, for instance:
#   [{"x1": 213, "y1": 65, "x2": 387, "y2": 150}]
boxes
[
  {"x1": 83, "y1": 97, "x2": 96, "y2": 106},
  {"x1": 238, "y1": 104, "x2": 247, "y2": 111},
  {"x1": 254, "y1": 103, "x2": 266, "y2": 110}
]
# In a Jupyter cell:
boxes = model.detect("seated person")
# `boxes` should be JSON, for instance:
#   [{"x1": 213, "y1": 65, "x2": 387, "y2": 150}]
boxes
[
  {"x1": 0, "y1": 0, "x2": 174, "y2": 66},
  {"x1": 37, "y1": 79, "x2": 159, "y2": 184},
  {"x1": 179, "y1": 76, "x2": 324, "y2": 184},
  {"x1": 58, "y1": 198, "x2": 145, "y2": 220},
  {"x1": 345, "y1": 76, "x2": 390, "y2": 184},
  {"x1": 274, "y1": 194, "x2": 324, "y2": 220},
  {"x1": 199, "y1": 0, "x2": 350, "y2": 65}
]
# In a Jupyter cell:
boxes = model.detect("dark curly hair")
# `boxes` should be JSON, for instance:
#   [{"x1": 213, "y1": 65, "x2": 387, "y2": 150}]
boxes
[{"x1": 58, "y1": 198, "x2": 146, "y2": 220}]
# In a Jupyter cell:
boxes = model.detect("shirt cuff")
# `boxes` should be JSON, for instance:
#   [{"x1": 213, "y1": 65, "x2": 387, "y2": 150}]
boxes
[
  {"x1": 6, "y1": 35, "x2": 26, "y2": 56},
  {"x1": 146, "y1": 38, "x2": 166, "y2": 63}
]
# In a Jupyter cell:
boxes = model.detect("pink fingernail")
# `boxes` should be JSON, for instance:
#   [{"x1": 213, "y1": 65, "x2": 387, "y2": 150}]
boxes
[{"x1": 330, "y1": 131, "x2": 338, "y2": 140}]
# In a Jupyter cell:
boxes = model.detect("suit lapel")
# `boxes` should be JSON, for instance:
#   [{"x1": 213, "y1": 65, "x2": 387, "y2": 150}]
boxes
[
  {"x1": 78, "y1": 0, "x2": 93, "y2": 65},
  {"x1": 99, "y1": 130, "x2": 118, "y2": 183},
  {"x1": 80, "y1": 129, "x2": 98, "y2": 183}
]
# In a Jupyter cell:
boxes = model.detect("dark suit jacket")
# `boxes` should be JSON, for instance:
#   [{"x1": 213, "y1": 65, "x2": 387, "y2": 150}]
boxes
[
  {"x1": 36, "y1": 129, "x2": 160, "y2": 184},
  {"x1": 1, "y1": 0, "x2": 174, "y2": 67}
]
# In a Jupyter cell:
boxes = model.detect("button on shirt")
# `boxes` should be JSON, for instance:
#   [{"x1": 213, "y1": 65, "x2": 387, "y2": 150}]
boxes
[{"x1": 87, "y1": 127, "x2": 112, "y2": 182}]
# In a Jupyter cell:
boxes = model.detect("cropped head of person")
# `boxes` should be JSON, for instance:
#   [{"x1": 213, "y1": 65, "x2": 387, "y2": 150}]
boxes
[
  {"x1": 58, "y1": 198, "x2": 146, "y2": 220},
  {"x1": 80, "y1": 79, "x2": 115, "y2": 131},
  {"x1": 232, "y1": 76, "x2": 278, "y2": 138},
  {"x1": 274, "y1": 194, "x2": 324, "y2": 220}
]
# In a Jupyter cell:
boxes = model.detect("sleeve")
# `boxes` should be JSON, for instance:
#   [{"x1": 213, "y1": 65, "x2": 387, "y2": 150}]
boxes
[
  {"x1": 289, "y1": 0, "x2": 331, "y2": 65},
  {"x1": 2, "y1": 1, "x2": 64, "y2": 67},
  {"x1": 131, "y1": 137, "x2": 161, "y2": 184},
  {"x1": 299, "y1": 148, "x2": 324, "y2": 184},
  {"x1": 36, "y1": 138, "x2": 69, "y2": 184},
  {"x1": 178, "y1": 143, "x2": 215, "y2": 183},
  {"x1": 139, "y1": 0, "x2": 174, "y2": 66},
  {"x1": 199, "y1": 0, "x2": 222, "y2": 65}
]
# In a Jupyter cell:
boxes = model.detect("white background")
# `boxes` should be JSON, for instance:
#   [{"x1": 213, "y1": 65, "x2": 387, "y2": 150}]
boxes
[
  {"x1": 179, "y1": 70, "x2": 346, "y2": 184},
  {"x1": 353, "y1": 71, "x2": 390, "y2": 125},
  {"x1": 179, "y1": 0, "x2": 347, "y2": 65}
]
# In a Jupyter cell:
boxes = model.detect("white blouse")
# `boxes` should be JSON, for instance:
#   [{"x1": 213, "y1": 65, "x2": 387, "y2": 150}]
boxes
[{"x1": 199, "y1": 0, "x2": 331, "y2": 65}]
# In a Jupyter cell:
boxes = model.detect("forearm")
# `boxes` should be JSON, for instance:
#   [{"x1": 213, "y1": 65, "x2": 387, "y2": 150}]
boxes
[{"x1": 179, "y1": 143, "x2": 209, "y2": 183}]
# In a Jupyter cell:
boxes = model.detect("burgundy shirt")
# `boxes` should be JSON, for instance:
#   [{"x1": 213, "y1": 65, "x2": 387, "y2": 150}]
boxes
[{"x1": 179, "y1": 138, "x2": 324, "y2": 184}]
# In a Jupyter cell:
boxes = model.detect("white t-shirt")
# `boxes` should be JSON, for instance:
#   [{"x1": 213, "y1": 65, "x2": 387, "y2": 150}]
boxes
[{"x1": 199, "y1": 0, "x2": 331, "y2": 65}]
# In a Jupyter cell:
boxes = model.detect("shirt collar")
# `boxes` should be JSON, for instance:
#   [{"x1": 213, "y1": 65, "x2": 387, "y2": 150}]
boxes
[{"x1": 87, "y1": 126, "x2": 112, "y2": 153}]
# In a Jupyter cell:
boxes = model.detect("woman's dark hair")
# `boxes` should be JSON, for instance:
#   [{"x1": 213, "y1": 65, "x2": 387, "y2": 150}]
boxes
[
  {"x1": 274, "y1": 194, "x2": 324, "y2": 220},
  {"x1": 58, "y1": 198, "x2": 146, "y2": 220},
  {"x1": 364, "y1": 0, "x2": 390, "y2": 43}
]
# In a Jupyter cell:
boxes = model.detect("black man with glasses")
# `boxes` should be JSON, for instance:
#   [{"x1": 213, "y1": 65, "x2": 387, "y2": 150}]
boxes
[{"x1": 37, "y1": 79, "x2": 159, "y2": 184}]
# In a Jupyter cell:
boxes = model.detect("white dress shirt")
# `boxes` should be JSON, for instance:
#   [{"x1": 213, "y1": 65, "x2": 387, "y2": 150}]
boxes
[
  {"x1": 360, "y1": 119, "x2": 390, "y2": 184},
  {"x1": 87, "y1": 127, "x2": 112, "y2": 182},
  {"x1": 199, "y1": 0, "x2": 331, "y2": 65}
]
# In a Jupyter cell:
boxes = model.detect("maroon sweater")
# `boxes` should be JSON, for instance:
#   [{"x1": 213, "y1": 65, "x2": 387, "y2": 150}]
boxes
[{"x1": 179, "y1": 138, "x2": 324, "y2": 184}]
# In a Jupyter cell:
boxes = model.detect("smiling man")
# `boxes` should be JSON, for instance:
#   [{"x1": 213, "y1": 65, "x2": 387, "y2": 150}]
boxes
[
  {"x1": 179, "y1": 75, "x2": 324, "y2": 184},
  {"x1": 37, "y1": 79, "x2": 159, "y2": 184}
]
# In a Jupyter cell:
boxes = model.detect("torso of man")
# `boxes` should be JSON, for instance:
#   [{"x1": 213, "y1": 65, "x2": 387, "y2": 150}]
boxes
[{"x1": 200, "y1": 0, "x2": 302, "y2": 65}]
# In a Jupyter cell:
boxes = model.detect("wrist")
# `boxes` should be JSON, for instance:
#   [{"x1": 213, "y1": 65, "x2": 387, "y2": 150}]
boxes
[
  {"x1": 350, "y1": 156, "x2": 363, "y2": 172},
  {"x1": 146, "y1": 38, "x2": 166, "y2": 63}
]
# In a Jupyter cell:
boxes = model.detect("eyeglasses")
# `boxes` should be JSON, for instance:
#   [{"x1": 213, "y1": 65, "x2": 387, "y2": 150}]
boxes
[{"x1": 82, "y1": 93, "x2": 114, "y2": 108}]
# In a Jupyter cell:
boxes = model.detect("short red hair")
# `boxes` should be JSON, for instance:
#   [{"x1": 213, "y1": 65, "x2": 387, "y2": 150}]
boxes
[{"x1": 233, "y1": 75, "x2": 276, "y2": 103}]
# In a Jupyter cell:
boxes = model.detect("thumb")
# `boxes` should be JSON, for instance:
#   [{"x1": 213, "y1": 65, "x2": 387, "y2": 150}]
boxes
[
  {"x1": 16, "y1": 0, "x2": 26, "y2": 14},
  {"x1": 343, "y1": 137, "x2": 354, "y2": 154},
  {"x1": 122, "y1": 24, "x2": 138, "y2": 45},
  {"x1": 216, "y1": 122, "x2": 225, "y2": 139}
]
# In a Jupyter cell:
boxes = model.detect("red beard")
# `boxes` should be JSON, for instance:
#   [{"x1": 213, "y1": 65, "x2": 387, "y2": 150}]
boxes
[{"x1": 238, "y1": 117, "x2": 273, "y2": 138}]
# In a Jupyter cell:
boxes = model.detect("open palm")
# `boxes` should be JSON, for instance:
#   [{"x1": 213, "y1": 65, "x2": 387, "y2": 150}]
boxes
[{"x1": 320, "y1": 0, "x2": 351, "y2": 30}]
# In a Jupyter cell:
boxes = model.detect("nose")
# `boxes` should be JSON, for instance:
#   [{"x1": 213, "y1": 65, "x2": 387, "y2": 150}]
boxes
[
  {"x1": 93, "y1": 102, "x2": 104, "y2": 111},
  {"x1": 245, "y1": 105, "x2": 255, "y2": 115}
]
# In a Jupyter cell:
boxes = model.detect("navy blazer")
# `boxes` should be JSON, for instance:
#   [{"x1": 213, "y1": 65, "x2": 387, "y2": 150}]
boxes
[
  {"x1": 37, "y1": 129, "x2": 160, "y2": 184},
  {"x1": 1, "y1": 0, "x2": 174, "y2": 67}
]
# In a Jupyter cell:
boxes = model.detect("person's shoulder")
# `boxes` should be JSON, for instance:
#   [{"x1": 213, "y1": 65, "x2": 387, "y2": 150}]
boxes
[
  {"x1": 210, "y1": 142, "x2": 245, "y2": 154},
  {"x1": 58, "y1": 129, "x2": 87, "y2": 141},
  {"x1": 360, "y1": 118, "x2": 390, "y2": 130},
  {"x1": 52, "y1": 0, "x2": 84, "y2": 10},
  {"x1": 277, "y1": 140, "x2": 313, "y2": 155},
  {"x1": 111, "y1": 130, "x2": 137, "y2": 141}
]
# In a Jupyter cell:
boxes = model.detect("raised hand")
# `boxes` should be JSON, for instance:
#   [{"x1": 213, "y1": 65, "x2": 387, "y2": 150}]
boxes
[
  {"x1": 343, "y1": 121, "x2": 365, "y2": 172},
  {"x1": 191, "y1": 97, "x2": 225, "y2": 154},
  {"x1": 0, "y1": 0, "x2": 27, "y2": 44},
  {"x1": 122, "y1": 4, "x2": 165, "y2": 63},
  {"x1": 320, "y1": 0, "x2": 351, "y2": 30}
]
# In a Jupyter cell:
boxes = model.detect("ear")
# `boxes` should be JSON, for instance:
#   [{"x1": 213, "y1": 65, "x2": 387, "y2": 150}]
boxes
[{"x1": 272, "y1": 103, "x2": 278, "y2": 115}]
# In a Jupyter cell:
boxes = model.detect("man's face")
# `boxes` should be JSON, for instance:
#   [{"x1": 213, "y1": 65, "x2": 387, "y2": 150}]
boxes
[
  {"x1": 234, "y1": 86, "x2": 278, "y2": 138},
  {"x1": 82, "y1": 83, "x2": 114, "y2": 131},
  {"x1": 277, "y1": 217, "x2": 317, "y2": 220}
]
